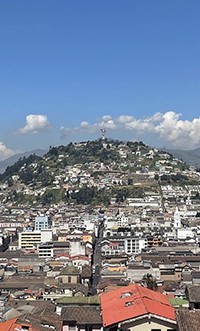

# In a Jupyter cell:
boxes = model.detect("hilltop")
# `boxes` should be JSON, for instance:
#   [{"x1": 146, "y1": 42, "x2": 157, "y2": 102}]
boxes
[{"x1": 0, "y1": 139, "x2": 195, "y2": 206}]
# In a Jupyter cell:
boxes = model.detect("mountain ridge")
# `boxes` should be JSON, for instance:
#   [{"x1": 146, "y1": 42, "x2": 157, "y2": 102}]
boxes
[
  {"x1": 165, "y1": 147, "x2": 200, "y2": 168},
  {"x1": 0, "y1": 149, "x2": 47, "y2": 174}
]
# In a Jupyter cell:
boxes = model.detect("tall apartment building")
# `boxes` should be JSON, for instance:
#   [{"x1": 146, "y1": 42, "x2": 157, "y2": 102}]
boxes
[
  {"x1": 34, "y1": 216, "x2": 51, "y2": 231},
  {"x1": 18, "y1": 229, "x2": 52, "y2": 249}
]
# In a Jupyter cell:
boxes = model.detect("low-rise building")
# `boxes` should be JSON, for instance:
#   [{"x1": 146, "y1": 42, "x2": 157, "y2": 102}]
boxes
[{"x1": 100, "y1": 284, "x2": 177, "y2": 331}]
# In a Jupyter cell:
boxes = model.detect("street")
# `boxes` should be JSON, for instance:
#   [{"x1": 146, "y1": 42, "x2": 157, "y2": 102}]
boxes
[{"x1": 92, "y1": 221, "x2": 104, "y2": 289}]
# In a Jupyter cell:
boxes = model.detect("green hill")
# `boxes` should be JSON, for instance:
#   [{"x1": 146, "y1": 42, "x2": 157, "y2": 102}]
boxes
[{"x1": 0, "y1": 139, "x2": 192, "y2": 206}]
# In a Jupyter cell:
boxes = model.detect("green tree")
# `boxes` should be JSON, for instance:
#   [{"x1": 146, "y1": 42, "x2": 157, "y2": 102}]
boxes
[{"x1": 141, "y1": 273, "x2": 157, "y2": 291}]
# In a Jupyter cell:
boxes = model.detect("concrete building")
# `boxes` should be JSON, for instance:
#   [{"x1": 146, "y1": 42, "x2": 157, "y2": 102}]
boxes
[
  {"x1": 124, "y1": 237, "x2": 147, "y2": 255},
  {"x1": 18, "y1": 229, "x2": 52, "y2": 249},
  {"x1": 70, "y1": 239, "x2": 86, "y2": 257},
  {"x1": 101, "y1": 236, "x2": 147, "y2": 256},
  {"x1": 34, "y1": 215, "x2": 51, "y2": 230},
  {"x1": 38, "y1": 242, "x2": 54, "y2": 258}
]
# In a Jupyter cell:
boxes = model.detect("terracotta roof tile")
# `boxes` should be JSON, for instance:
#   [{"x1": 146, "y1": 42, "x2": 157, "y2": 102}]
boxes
[
  {"x1": 0, "y1": 318, "x2": 39, "y2": 331},
  {"x1": 100, "y1": 283, "x2": 175, "y2": 327}
]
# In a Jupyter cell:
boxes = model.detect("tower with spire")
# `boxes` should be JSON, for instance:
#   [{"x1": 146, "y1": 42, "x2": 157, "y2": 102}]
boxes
[{"x1": 173, "y1": 206, "x2": 181, "y2": 229}]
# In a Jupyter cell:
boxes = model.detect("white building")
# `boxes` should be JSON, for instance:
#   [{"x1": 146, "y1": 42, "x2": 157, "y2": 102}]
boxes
[
  {"x1": 124, "y1": 237, "x2": 147, "y2": 255},
  {"x1": 35, "y1": 215, "x2": 51, "y2": 230},
  {"x1": 173, "y1": 207, "x2": 181, "y2": 229},
  {"x1": 18, "y1": 229, "x2": 53, "y2": 249},
  {"x1": 177, "y1": 228, "x2": 195, "y2": 240}
]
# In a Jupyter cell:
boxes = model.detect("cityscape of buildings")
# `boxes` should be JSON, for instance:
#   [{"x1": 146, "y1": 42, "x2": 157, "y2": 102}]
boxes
[
  {"x1": 1, "y1": 0, "x2": 200, "y2": 329},
  {"x1": 0, "y1": 140, "x2": 199, "y2": 330}
]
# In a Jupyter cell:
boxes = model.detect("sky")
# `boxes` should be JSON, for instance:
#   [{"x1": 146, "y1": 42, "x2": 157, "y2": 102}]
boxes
[{"x1": 1, "y1": 1, "x2": 200, "y2": 160}]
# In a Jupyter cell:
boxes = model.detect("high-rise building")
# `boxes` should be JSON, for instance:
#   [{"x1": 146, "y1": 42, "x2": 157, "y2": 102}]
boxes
[{"x1": 34, "y1": 216, "x2": 51, "y2": 231}]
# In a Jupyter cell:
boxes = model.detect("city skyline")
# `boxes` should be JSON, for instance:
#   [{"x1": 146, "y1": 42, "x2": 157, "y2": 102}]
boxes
[{"x1": 1, "y1": 1, "x2": 200, "y2": 160}]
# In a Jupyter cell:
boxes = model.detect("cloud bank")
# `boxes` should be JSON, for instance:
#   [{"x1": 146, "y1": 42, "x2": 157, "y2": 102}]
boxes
[
  {"x1": 0, "y1": 142, "x2": 15, "y2": 161},
  {"x1": 60, "y1": 111, "x2": 200, "y2": 149},
  {"x1": 18, "y1": 114, "x2": 51, "y2": 134}
]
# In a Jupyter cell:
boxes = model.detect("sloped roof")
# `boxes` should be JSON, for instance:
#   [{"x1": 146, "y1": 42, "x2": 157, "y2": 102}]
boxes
[
  {"x1": 100, "y1": 283, "x2": 175, "y2": 327},
  {"x1": 0, "y1": 318, "x2": 39, "y2": 331},
  {"x1": 5, "y1": 301, "x2": 61, "y2": 331},
  {"x1": 17, "y1": 311, "x2": 61, "y2": 331},
  {"x1": 61, "y1": 306, "x2": 102, "y2": 324},
  {"x1": 56, "y1": 295, "x2": 100, "y2": 305},
  {"x1": 187, "y1": 285, "x2": 200, "y2": 302},
  {"x1": 176, "y1": 309, "x2": 200, "y2": 331},
  {"x1": 60, "y1": 264, "x2": 79, "y2": 275},
  {"x1": 81, "y1": 265, "x2": 92, "y2": 278}
]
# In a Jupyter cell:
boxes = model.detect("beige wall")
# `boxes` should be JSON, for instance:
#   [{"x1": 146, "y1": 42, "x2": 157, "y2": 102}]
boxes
[
  {"x1": 120, "y1": 316, "x2": 177, "y2": 331},
  {"x1": 160, "y1": 271, "x2": 181, "y2": 282},
  {"x1": 19, "y1": 231, "x2": 41, "y2": 249},
  {"x1": 59, "y1": 275, "x2": 78, "y2": 284}
]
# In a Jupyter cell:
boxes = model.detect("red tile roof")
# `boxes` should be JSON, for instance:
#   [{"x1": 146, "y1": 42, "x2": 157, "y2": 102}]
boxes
[
  {"x1": 55, "y1": 253, "x2": 70, "y2": 259},
  {"x1": 72, "y1": 255, "x2": 89, "y2": 260},
  {"x1": 100, "y1": 283, "x2": 175, "y2": 327},
  {"x1": 0, "y1": 318, "x2": 39, "y2": 331}
]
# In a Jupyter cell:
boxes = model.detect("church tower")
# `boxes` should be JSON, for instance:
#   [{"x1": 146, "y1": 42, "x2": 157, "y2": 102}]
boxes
[{"x1": 173, "y1": 206, "x2": 181, "y2": 229}]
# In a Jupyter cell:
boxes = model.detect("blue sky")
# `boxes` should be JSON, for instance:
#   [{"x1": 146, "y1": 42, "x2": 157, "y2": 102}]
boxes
[{"x1": 1, "y1": 0, "x2": 200, "y2": 159}]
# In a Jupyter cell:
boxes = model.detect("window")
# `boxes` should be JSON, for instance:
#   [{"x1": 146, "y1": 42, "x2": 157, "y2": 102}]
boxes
[
  {"x1": 85, "y1": 325, "x2": 92, "y2": 331},
  {"x1": 68, "y1": 276, "x2": 71, "y2": 283},
  {"x1": 68, "y1": 322, "x2": 76, "y2": 331},
  {"x1": 125, "y1": 301, "x2": 134, "y2": 307},
  {"x1": 120, "y1": 291, "x2": 132, "y2": 298},
  {"x1": 151, "y1": 329, "x2": 161, "y2": 331}
]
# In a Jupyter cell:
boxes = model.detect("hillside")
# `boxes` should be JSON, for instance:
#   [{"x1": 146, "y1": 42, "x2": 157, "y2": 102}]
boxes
[
  {"x1": 0, "y1": 149, "x2": 46, "y2": 174},
  {"x1": 165, "y1": 147, "x2": 200, "y2": 168},
  {"x1": 0, "y1": 139, "x2": 194, "y2": 206}
]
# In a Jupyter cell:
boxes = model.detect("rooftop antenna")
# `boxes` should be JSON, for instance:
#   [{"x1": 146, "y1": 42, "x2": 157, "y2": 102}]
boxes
[{"x1": 101, "y1": 128, "x2": 106, "y2": 140}]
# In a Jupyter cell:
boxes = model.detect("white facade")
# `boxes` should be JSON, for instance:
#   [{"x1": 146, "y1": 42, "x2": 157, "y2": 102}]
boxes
[
  {"x1": 173, "y1": 207, "x2": 181, "y2": 229},
  {"x1": 124, "y1": 237, "x2": 147, "y2": 255},
  {"x1": 70, "y1": 239, "x2": 86, "y2": 257},
  {"x1": 177, "y1": 228, "x2": 194, "y2": 240},
  {"x1": 41, "y1": 229, "x2": 53, "y2": 242}
]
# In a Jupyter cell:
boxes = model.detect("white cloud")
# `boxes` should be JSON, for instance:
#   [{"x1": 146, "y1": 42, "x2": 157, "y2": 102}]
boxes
[
  {"x1": 18, "y1": 114, "x2": 51, "y2": 134},
  {"x1": 60, "y1": 112, "x2": 200, "y2": 149},
  {"x1": 0, "y1": 142, "x2": 15, "y2": 161},
  {"x1": 153, "y1": 111, "x2": 200, "y2": 148},
  {"x1": 99, "y1": 115, "x2": 116, "y2": 130},
  {"x1": 80, "y1": 121, "x2": 90, "y2": 128},
  {"x1": 117, "y1": 115, "x2": 134, "y2": 124}
]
